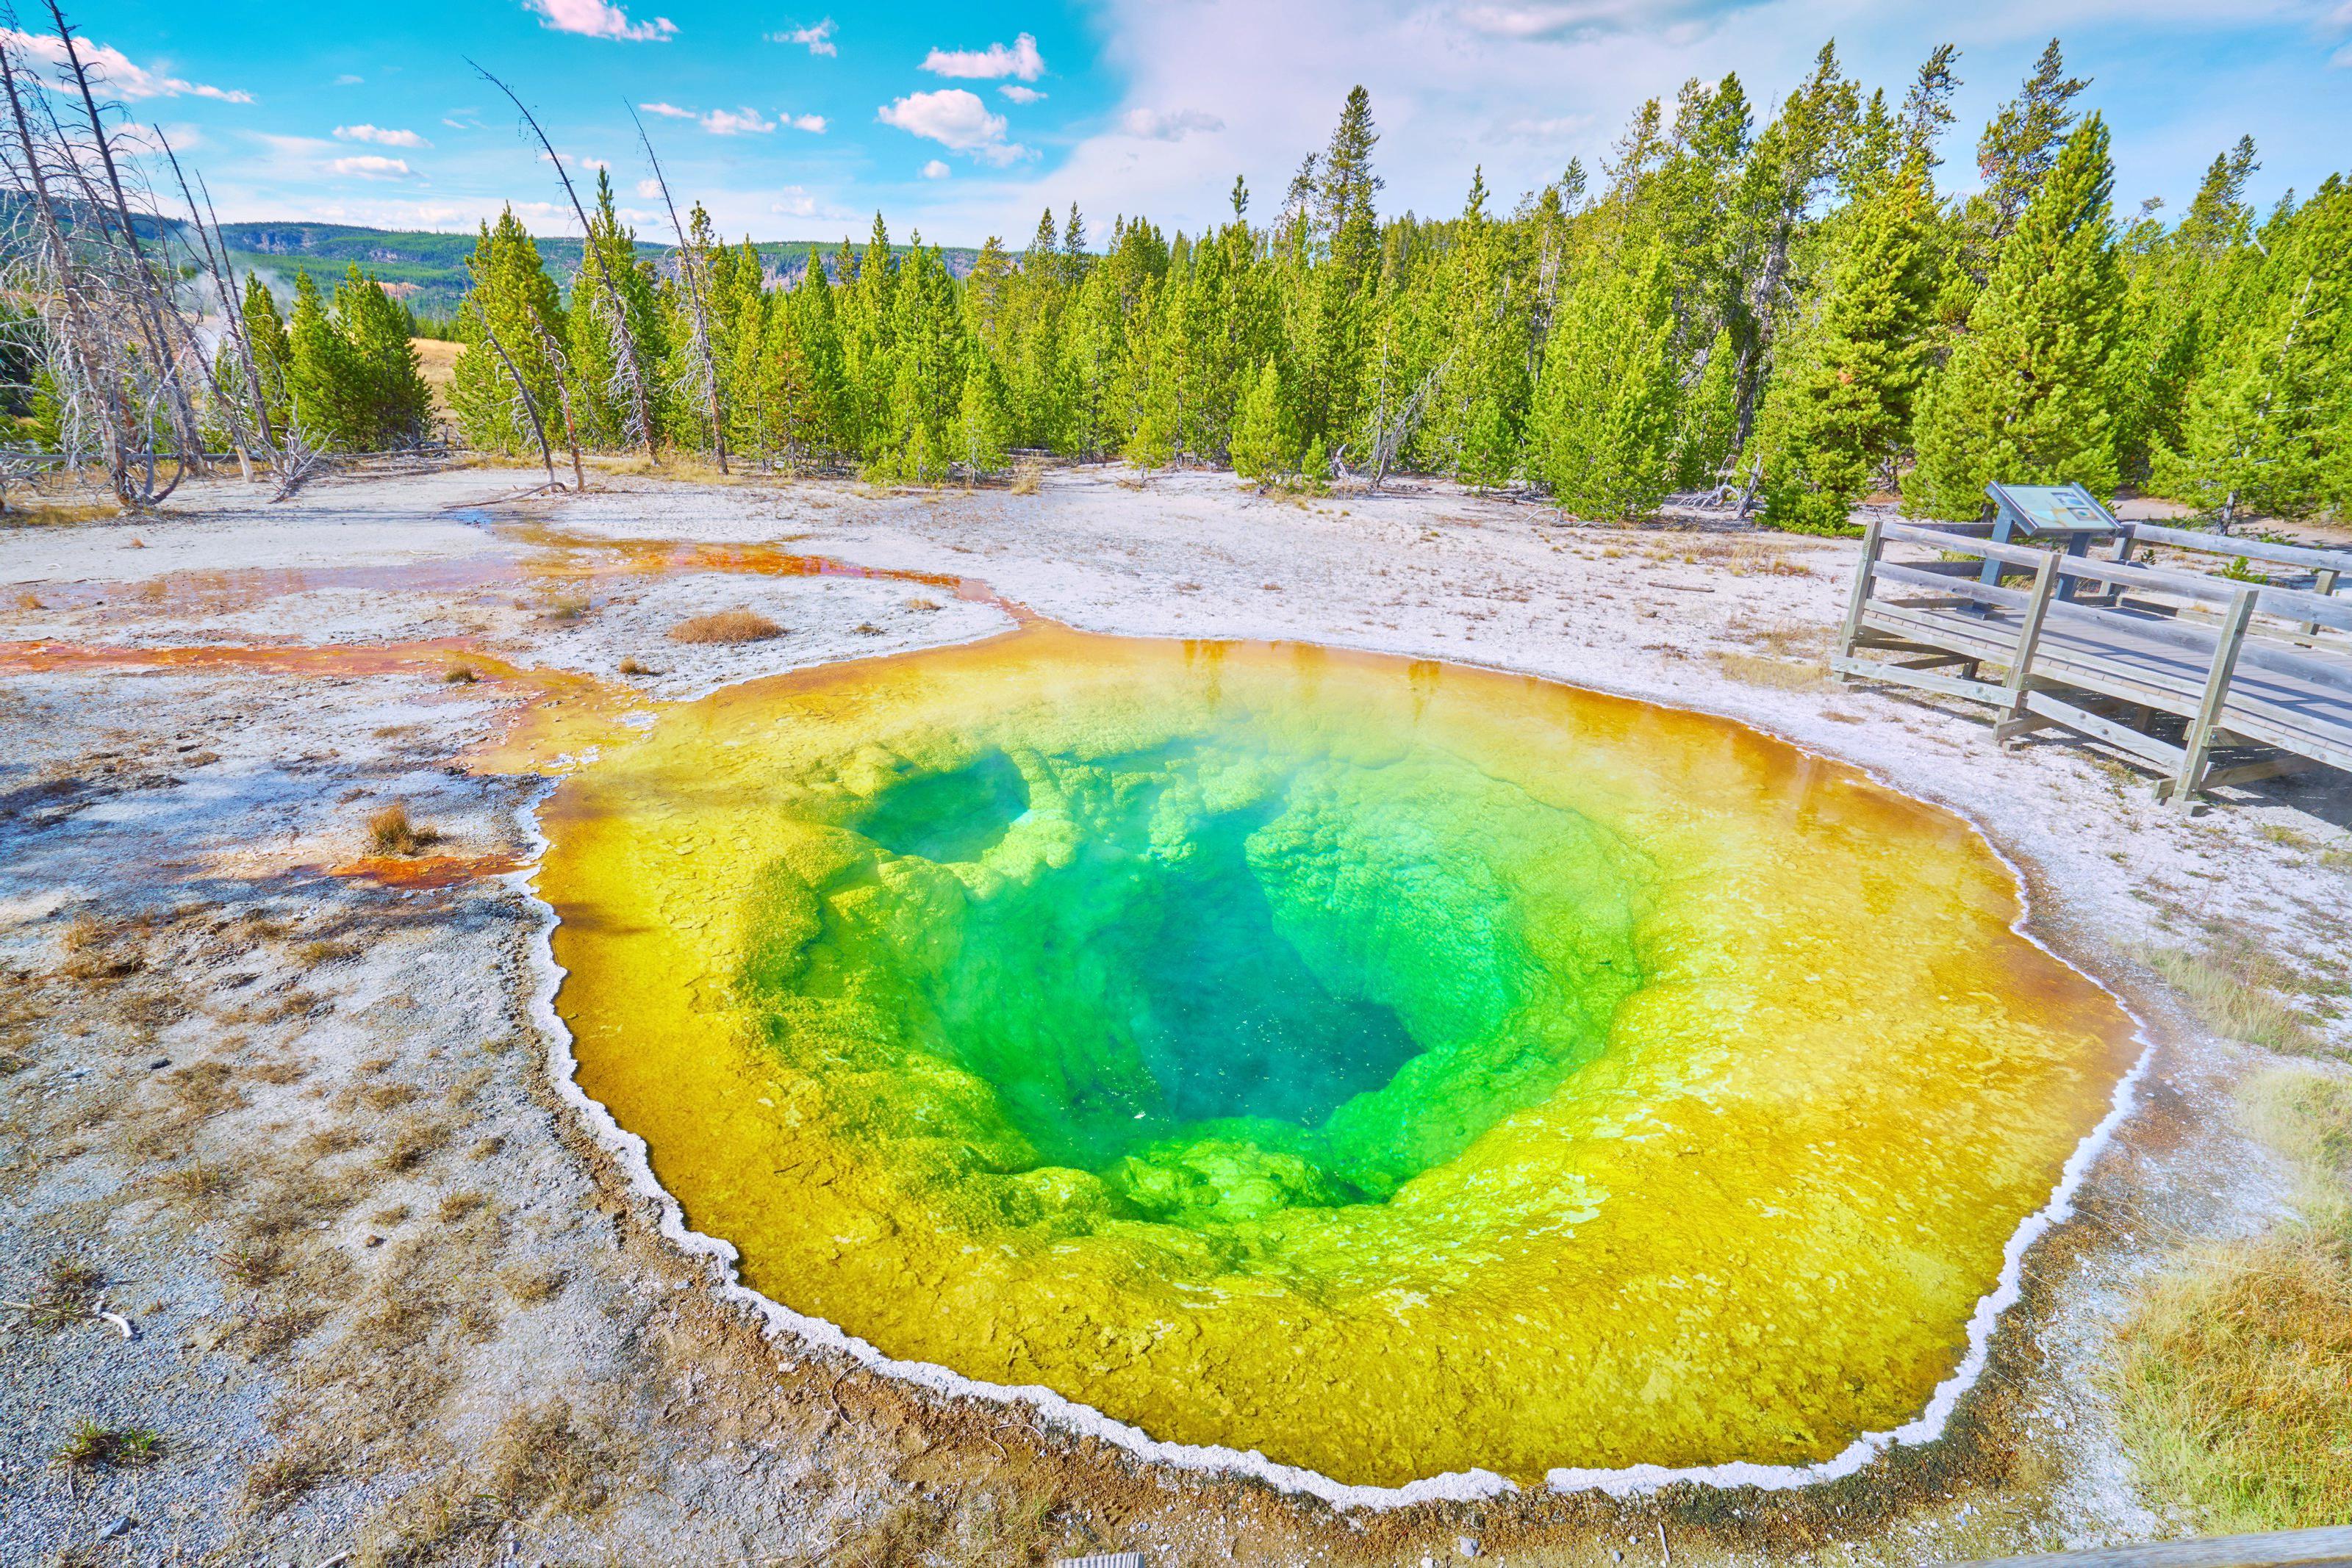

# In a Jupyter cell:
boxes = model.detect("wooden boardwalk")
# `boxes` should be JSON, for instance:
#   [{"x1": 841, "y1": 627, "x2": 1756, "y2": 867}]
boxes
[{"x1": 1834, "y1": 514, "x2": 2352, "y2": 806}]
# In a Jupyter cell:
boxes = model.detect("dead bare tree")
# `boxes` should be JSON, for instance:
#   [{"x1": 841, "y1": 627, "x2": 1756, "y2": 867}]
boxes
[
  {"x1": 42, "y1": 0, "x2": 207, "y2": 478},
  {"x1": 1366, "y1": 353, "x2": 1450, "y2": 492},
  {"x1": 630, "y1": 105, "x2": 726, "y2": 473},
  {"x1": 526, "y1": 318, "x2": 589, "y2": 493},
  {"x1": 473, "y1": 312, "x2": 557, "y2": 489},
  {"x1": 0, "y1": 27, "x2": 129, "y2": 497},
  {"x1": 473, "y1": 60, "x2": 656, "y2": 460},
  {"x1": 154, "y1": 128, "x2": 265, "y2": 481}
]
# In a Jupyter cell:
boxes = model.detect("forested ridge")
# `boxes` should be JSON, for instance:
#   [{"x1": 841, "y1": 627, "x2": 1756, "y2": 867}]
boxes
[
  {"x1": 11, "y1": 7, "x2": 2342, "y2": 528},
  {"x1": 438, "y1": 40, "x2": 2352, "y2": 527}
]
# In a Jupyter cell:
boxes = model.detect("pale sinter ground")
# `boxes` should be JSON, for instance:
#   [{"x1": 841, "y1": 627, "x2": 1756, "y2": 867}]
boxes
[{"x1": 2, "y1": 460, "x2": 2348, "y2": 1568}]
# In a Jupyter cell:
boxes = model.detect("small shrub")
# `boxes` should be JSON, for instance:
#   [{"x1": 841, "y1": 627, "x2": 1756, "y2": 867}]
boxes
[
  {"x1": 542, "y1": 597, "x2": 590, "y2": 623},
  {"x1": 667, "y1": 609, "x2": 784, "y2": 644},
  {"x1": 53, "y1": 1420, "x2": 162, "y2": 1472},
  {"x1": 616, "y1": 655, "x2": 657, "y2": 677},
  {"x1": 218, "y1": 1239, "x2": 282, "y2": 1288},
  {"x1": 442, "y1": 663, "x2": 478, "y2": 685},
  {"x1": 24, "y1": 1257, "x2": 102, "y2": 1328},
  {"x1": 365, "y1": 802, "x2": 440, "y2": 856}
]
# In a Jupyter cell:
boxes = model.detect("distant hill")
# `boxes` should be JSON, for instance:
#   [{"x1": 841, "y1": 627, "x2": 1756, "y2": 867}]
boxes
[{"x1": 216, "y1": 221, "x2": 985, "y2": 321}]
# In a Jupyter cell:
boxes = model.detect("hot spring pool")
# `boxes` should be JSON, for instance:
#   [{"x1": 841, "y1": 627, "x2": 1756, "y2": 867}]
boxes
[{"x1": 534, "y1": 624, "x2": 2140, "y2": 1492}]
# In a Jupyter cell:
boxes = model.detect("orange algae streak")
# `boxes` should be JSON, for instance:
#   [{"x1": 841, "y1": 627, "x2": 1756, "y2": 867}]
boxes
[
  {"x1": 329, "y1": 852, "x2": 530, "y2": 889},
  {"x1": 534, "y1": 624, "x2": 2143, "y2": 1488}
]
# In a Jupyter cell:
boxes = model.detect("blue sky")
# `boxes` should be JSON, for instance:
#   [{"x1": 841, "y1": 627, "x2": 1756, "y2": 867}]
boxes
[{"x1": 35, "y1": 0, "x2": 2352, "y2": 246}]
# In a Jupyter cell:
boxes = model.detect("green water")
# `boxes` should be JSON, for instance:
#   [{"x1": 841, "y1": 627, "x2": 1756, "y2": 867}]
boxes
[
  {"x1": 542, "y1": 625, "x2": 2145, "y2": 1483},
  {"x1": 743, "y1": 729, "x2": 1653, "y2": 1224}
]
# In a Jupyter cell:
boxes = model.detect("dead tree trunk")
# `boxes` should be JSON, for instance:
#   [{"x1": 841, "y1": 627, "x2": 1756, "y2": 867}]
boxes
[
  {"x1": 0, "y1": 33, "x2": 128, "y2": 497},
  {"x1": 528, "y1": 320, "x2": 589, "y2": 493},
  {"x1": 631, "y1": 107, "x2": 727, "y2": 473},
  {"x1": 475, "y1": 62, "x2": 656, "y2": 460},
  {"x1": 474, "y1": 315, "x2": 558, "y2": 489},
  {"x1": 46, "y1": 0, "x2": 204, "y2": 491}
]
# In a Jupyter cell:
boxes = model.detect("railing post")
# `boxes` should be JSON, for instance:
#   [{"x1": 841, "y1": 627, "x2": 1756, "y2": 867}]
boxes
[
  {"x1": 2168, "y1": 586, "x2": 2257, "y2": 810},
  {"x1": 1995, "y1": 552, "x2": 2061, "y2": 744},
  {"x1": 1838, "y1": 514, "x2": 1887, "y2": 661},
  {"x1": 2301, "y1": 566, "x2": 2338, "y2": 639}
]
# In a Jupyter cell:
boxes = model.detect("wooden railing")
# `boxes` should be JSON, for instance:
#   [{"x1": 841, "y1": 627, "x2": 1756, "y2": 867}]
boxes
[{"x1": 1834, "y1": 517, "x2": 2352, "y2": 806}]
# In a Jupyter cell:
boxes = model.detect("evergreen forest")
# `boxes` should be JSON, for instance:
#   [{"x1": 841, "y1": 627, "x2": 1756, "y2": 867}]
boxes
[{"x1": 203, "y1": 41, "x2": 2352, "y2": 528}]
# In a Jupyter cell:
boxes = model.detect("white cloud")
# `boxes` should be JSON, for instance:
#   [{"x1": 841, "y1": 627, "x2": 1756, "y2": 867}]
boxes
[
  {"x1": 921, "y1": 159, "x2": 952, "y2": 179},
  {"x1": 1000, "y1": 84, "x2": 1045, "y2": 104},
  {"x1": 878, "y1": 87, "x2": 1028, "y2": 164},
  {"x1": 769, "y1": 18, "x2": 837, "y2": 55},
  {"x1": 636, "y1": 177, "x2": 664, "y2": 198},
  {"x1": 1455, "y1": 2, "x2": 1657, "y2": 40},
  {"x1": 120, "y1": 122, "x2": 204, "y2": 157},
  {"x1": 700, "y1": 107, "x2": 776, "y2": 134},
  {"x1": 335, "y1": 123, "x2": 430, "y2": 148},
  {"x1": 921, "y1": 32, "x2": 1045, "y2": 82},
  {"x1": 1121, "y1": 107, "x2": 1225, "y2": 140},
  {"x1": 1496, "y1": 111, "x2": 1596, "y2": 140},
  {"x1": 521, "y1": 0, "x2": 676, "y2": 43},
  {"x1": 329, "y1": 154, "x2": 415, "y2": 179},
  {"x1": 639, "y1": 101, "x2": 694, "y2": 118},
  {"x1": 789, "y1": 112, "x2": 828, "y2": 132},
  {"x1": 334, "y1": 73, "x2": 363, "y2": 86},
  {"x1": 0, "y1": 29, "x2": 253, "y2": 101}
]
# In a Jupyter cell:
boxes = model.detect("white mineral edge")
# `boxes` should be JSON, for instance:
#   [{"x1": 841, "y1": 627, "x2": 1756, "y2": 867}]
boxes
[{"x1": 501, "y1": 636, "x2": 2156, "y2": 1512}]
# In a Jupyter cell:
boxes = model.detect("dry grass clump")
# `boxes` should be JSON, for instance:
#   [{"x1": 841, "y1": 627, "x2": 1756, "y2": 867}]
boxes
[
  {"x1": 380, "y1": 1113, "x2": 450, "y2": 1173},
  {"x1": 149, "y1": 1159, "x2": 239, "y2": 1201},
  {"x1": 296, "y1": 938, "x2": 359, "y2": 967},
  {"x1": 2115, "y1": 1068, "x2": 2352, "y2": 1531},
  {"x1": 498, "y1": 1261, "x2": 567, "y2": 1305},
  {"x1": 1008, "y1": 463, "x2": 1042, "y2": 496},
  {"x1": 2142, "y1": 941, "x2": 2324, "y2": 1055},
  {"x1": 355, "y1": 1400, "x2": 614, "y2": 1567},
  {"x1": 218, "y1": 1238, "x2": 283, "y2": 1289},
  {"x1": 1711, "y1": 651, "x2": 1831, "y2": 691},
  {"x1": 51, "y1": 1420, "x2": 162, "y2": 1472},
  {"x1": 667, "y1": 608, "x2": 784, "y2": 644},
  {"x1": 366, "y1": 802, "x2": 442, "y2": 856},
  {"x1": 58, "y1": 916, "x2": 142, "y2": 981},
  {"x1": 442, "y1": 663, "x2": 478, "y2": 685},
  {"x1": 244, "y1": 1440, "x2": 339, "y2": 1516},
  {"x1": 616, "y1": 655, "x2": 657, "y2": 677}
]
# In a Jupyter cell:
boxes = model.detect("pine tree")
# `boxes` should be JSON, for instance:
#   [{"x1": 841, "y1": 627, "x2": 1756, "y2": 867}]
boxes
[
  {"x1": 1909, "y1": 113, "x2": 2123, "y2": 519},
  {"x1": 1756, "y1": 159, "x2": 1937, "y2": 533},
  {"x1": 2155, "y1": 176, "x2": 2351, "y2": 525},
  {"x1": 1968, "y1": 40, "x2": 2089, "y2": 262},
  {"x1": 953, "y1": 358, "x2": 1012, "y2": 477},
  {"x1": 1530, "y1": 245, "x2": 1682, "y2": 520},
  {"x1": 335, "y1": 265, "x2": 431, "y2": 448},
  {"x1": 284, "y1": 270, "x2": 362, "y2": 446},
  {"x1": 237, "y1": 273, "x2": 292, "y2": 438},
  {"x1": 450, "y1": 209, "x2": 567, "y2": 456},
  {"x1": 1230, "y1": 359, "x2": 1289, "y2": 482}
]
